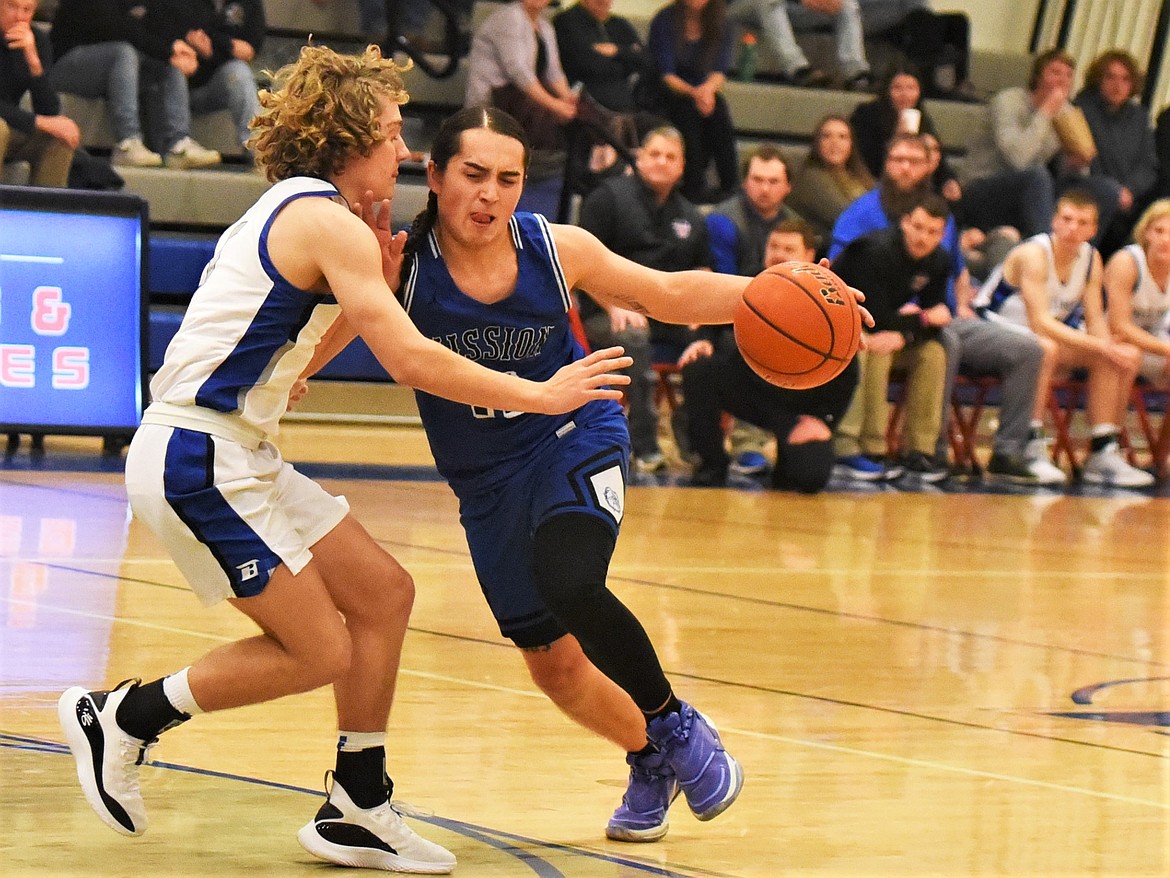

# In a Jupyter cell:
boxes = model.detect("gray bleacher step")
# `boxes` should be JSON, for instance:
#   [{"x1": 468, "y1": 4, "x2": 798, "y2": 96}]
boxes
[{"x1": 117, "y1": 166, "x2": 432, "y2": 230}]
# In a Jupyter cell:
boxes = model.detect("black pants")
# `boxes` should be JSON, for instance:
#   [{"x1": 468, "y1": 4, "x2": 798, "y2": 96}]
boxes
[
  {"x1": 682, "y1": 334, "x2": 859, "y2": 492},
  {"x1": 662, "y1": 90, "x2": 738, "y2": 203}
]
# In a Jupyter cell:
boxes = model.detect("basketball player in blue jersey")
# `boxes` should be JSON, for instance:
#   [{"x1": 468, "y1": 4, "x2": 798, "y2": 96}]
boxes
[
  {"x1": 56, "y1": 47, "x2": 633, "y2": 875},
  {"x1": 973, "y1": 190, "x2": 1153, "y2": 487},
  {"x1": 303, "y1": 106, "x2": 870, "y2": 844}
]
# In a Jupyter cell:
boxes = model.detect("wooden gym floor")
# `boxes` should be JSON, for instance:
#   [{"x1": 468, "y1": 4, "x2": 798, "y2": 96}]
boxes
[{"x1": 0, "y1": 419, "x2": 1167, "y2": 877}]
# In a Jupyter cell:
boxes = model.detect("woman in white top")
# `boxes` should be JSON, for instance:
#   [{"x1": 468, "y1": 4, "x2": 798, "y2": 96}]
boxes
[{"x1": 1104, "y1": 198, "x2": 1170, "y2": 386}]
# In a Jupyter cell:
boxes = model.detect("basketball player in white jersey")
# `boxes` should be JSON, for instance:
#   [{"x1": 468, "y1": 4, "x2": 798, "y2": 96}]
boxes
[
  {"x1": 974, "y1": 190, "x2": 1153, "y2": 487},
  {"x1": 55, "y1": 45, "x2": 634, "y2": 874},
  {"x1": 1104, "y1": 198, "x2": 1170, "y2": 386}
]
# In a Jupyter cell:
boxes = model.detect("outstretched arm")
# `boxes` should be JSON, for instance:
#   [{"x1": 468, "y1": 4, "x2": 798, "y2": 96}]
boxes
[
  {"x1": 273, "y1": 200, "x2": 631, "y2": 414},
  {"x1": 554, "y1": 223, "x2": 747, "y2": 325}
]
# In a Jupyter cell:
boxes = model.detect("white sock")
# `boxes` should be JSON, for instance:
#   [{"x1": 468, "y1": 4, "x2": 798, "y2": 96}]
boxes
[
  {"x1": 1091, "y1": 423, "x2": 1118, "y2": 438},
  {"x1": 163, "y1": 667, "x2": 204, "y2": 716},
  {"x1": 338, "y1": 730, "x2": 386, "y2": 752}
]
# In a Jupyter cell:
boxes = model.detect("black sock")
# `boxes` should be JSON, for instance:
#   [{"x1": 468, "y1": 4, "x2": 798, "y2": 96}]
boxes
[
  {"x1": 631, "y1": 742, "x2": 658, "y2": 758},
  {"x1": 115, "y1": 678, "x2": 190, "y2": 741},
  {"x1": 646, "y1": 694, "x2": 683, "y2": 724},
  {"x1": 1090, "y1": 431, "x2": 1118, "y2": 453},
  {"x1": 335, "y1": 747, "x2": 391, "y2": 809}
]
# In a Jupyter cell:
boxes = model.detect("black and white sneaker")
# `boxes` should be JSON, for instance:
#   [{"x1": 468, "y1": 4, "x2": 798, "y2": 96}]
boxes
[
  {"x1": 297, "y1": 773, "x2": 456, "y2": 873},
  {"x1": 58, "y1": 680, "x2": 151, "y2": 836}
]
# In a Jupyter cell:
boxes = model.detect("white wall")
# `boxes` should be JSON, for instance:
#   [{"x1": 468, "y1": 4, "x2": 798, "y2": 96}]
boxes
[{"x1": 609, "y1": 0, "x2": 1043, "y2": 55}]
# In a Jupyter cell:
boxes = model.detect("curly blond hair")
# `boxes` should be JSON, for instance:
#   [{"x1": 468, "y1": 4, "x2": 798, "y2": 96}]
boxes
[{"x1": 249, "y1": 44, "x2": 410, "y2": 183}]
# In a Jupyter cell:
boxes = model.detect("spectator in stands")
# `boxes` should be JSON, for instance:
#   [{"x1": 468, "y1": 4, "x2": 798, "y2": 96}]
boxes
[
  {"x1": 1104, "y1": 198, "x2": 1170, "y2": 389},
  {"x1": 829, "y1": 132, "x2": 960, "y2": 269},
  {"x1": 149, "y1": 0, "x2": 264, "y2": 158},
  {"x1": 1157, "y1": 105, "x2": 1170, "y2": 197},
  {"x1": 48, "y1": 0, "x2": 221, "y2": 169},
  {"x1": 850, "y1": 64, "x2": 958, "y2": 200},
  {"x1": 830, "y1": 193, "x2": 953, "y2": 482},
  {"x1": 647, "y1": 0, "x2": 738, "y2": 203},
  {"x1": 726, "y1": 0, "x2": 871, "y2": 90},
  {"x1": 553, "y1": 0, "x2": 666, "y2": 202},
  {"x1": 788, "y1": 113, "x2": 873, "y2": 249},
  {"x1": 708, "y1": 144, "x2": 803, "y2": 274},
  {"x1": 465, "y1": 0, "x2": 579, "y2": 151},
  {"x1": 576, "y1": 125, "x2": 711, "y2": 473},
  {"x1": 857, "y1": 0, "x2": 976, "y2": 100},
  {"x1": 707, "y1": 143, "x2": 807, "y2": 471},
  {"x1": 828, "y1": 133, "x2": 1053, "y2": 484},
  {"x1": 680, "y1": 218, "x2": 859, "y2": 489},
  {"x1": 957, "y1": 48, "x2": 1071, "y2": 239},
  {"x1": 0, "y1": 0, "x2": 78, "y2": 187},
  {"x1": 554, "y1": 0, "x2": 662, "y2": 122},
  {"x1": 1074, "y1": 49, "x2": 1158, "y2": 256},
  {"x1": 972, "y1": 189, "x2": 1154, "y2": 487}
]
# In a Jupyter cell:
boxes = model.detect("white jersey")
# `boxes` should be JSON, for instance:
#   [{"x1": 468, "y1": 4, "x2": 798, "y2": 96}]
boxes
[
  {"x1": 974, "y1": 233, "x2": 1095, "y2": 330},
  {"x1": 148, "y1": 177, "x2": 344, "y2": 441},
  {"x1": 1118, "y1": 243, "x2": 1170, "y2": 336}
]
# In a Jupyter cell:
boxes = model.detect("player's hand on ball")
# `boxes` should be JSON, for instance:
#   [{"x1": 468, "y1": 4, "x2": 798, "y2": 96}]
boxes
[{"x1": 735, "y1": 261, "x2": 862, "y2": 389}]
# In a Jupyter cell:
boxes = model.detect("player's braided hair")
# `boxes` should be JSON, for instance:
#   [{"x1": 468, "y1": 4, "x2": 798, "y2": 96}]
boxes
[{"x1": 399, "y1": 107, "x2": 531, "y2": 289}]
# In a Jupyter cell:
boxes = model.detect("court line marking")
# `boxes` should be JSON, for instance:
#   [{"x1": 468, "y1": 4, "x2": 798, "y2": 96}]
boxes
[
  {"x1": 6, "y1": 596, "x2": 1166, "y2": 812},
  {"x1": 0, "y1": 733, "x2": 707, "y2": 878}
]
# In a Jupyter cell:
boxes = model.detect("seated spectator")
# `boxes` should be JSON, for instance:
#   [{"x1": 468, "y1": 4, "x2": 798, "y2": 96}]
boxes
[
  {"x1": 151, "y1": 0, "x2": 264, "y2": 159},
  {"x1": 1104, "y1": 199, "x2": 1170, "y2": 389},
  {"x1": 956, "y1": 48, "x2": 1071, "y2": 239},
  {"x1": 48, "y1": 0, "x2": 220, "y2": 169},
  {"x1": 850, "y1": 64, "x2": 958, "y2": 200},
  {"x1": 830, "y1": 194, "x2": 954, "y2": 482},
  {"x1": 465, "y1": 0, "x2": 579, "y2": 151},
  {"x1": 0, "y1": 0, "x2": 78, "y2": 187},
  {"x1": 1074, "y1": 49, "x2": 1158, "y2": 256},
  {"x1": 553, "y1": 0, "x2": 666, "y2": 203},
  {"x1": 787, "y1": 113, "x2": 873, "y2": 248},
  {"x1": 647, "y1": 0, "x2": 738, "y2": 203},
  {"x1": 831, "y1": 134, "x2": 1054, "y2": 485},
  {"x1": 554, "y1": 0, "x2": 663, "y2": 122},
  {"x1": 829, "y1": 132, "x2": 961, "y2": 280},
  {"x1": 680, "y1": 219, "x2": 860, "y2": 490},
  {"x1": 1158, "y1": 105, "x2": 1170, "y2": 197},
  {"x1": 708, "y1": 144, "x2": 804, "y2": 273},
  {"x1": 707, "y1": 143, "x2": 806, "y2": 468},
  {"x1": 973, "y1": 190, "x2": 1154, "y2": 487},
  {"x1": 576, "y1": 125, "x2": 710, "y2": 473},
  {"x1": 961, "y1": 48, "x2": 1125, "y2": 242},
  {"x1": 726, "y1": 0, "x2": 871, "y2": 89},
  {"x1": 857, "y1": 0, "x2": 976, "y2": 100}
]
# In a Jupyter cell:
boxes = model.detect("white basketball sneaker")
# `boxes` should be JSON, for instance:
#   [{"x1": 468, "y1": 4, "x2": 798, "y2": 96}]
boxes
[
  {"x1": 58, "y1": 680, "x2": 151, "y2": 836},
  {"x1": 1024, "y1": 436, "x2": 1068, "y2": 486},
  {"x1": 297, "y1": 773, "x2": 456, "y2": 873},
  {"x1": 1082, "y1": 441, "x2": 1155, "y2": 488}
]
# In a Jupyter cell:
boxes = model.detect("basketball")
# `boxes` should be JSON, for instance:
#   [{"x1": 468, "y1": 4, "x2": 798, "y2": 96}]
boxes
[{"x1": 733, "y1": 261, "x2": 861, "y2": 390}]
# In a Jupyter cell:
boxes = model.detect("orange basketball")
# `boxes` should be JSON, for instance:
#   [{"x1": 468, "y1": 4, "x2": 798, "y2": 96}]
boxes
[{"x1": 734, "y1": 261, "x2": 861, "y2": 390}]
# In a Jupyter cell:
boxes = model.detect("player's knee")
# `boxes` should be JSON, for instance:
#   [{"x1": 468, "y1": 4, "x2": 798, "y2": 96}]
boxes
[
  {"x1": 532, "y1": 514, "x2": 615, "y2": 616},
  {"x1": 524, "y1": 638, "x2": 591, "y2": 700}
]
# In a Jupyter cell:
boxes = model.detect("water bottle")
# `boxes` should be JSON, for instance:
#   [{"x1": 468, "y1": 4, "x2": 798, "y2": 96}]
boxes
[{"x1": 737, "y1": 32, "x2": 758, "y2": 83}]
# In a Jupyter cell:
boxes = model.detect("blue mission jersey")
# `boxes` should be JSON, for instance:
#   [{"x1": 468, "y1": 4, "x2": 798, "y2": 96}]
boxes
[{"x1": 401, "y1": 212, "x2": 627, "y2": 492}]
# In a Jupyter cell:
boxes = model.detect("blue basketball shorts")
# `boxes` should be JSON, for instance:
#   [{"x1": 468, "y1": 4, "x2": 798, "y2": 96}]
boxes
[{"x1": 455, "y1": 416, "x2": 629, "y2": 647}]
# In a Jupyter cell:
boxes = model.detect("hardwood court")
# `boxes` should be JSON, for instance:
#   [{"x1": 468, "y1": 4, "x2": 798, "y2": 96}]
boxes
[{"x1": 1, "y1": 424, "x2": 1167, "y2": 877}]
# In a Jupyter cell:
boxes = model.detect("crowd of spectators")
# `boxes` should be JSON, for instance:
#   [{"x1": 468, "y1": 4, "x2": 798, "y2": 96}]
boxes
[{"x1": 8, "y1": 0, "x2": 1169, "y2": 491}]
